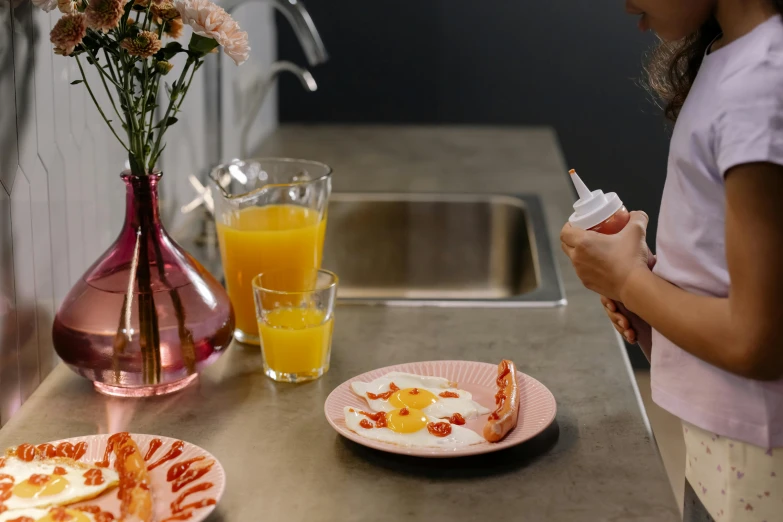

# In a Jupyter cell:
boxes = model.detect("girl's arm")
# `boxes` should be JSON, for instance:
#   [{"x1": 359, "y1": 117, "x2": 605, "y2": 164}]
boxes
[{"x1": 561, "y1": 162, "x2": 783, "y2": 380}]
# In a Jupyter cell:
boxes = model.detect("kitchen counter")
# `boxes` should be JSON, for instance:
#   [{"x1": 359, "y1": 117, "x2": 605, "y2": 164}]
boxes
[{"x1": 0, "y1": 126, "x2": 679, "y2": 521}]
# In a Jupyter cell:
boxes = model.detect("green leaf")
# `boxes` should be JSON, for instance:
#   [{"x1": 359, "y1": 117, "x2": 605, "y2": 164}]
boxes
[
  {"x1": 70, "y1": 80, "x2": 83, "y2": 85},
  {"x1": 188, "y1": 33, "x2": 219, "y2": 56},
  {"x1": 154, "y1": 116, "x2": 179, "y2": 129},
  {"x1": 160, "y1": 42, "x2": 184, "y2": 61}
]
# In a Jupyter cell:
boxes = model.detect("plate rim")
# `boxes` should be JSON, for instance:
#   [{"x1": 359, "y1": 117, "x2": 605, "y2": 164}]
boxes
[
  {"x1": 324, "y1": 360, "x2": 557, "y2": 458},
  {"x1": 45, "y1": 432, "x2": 226, "y2": 522}
]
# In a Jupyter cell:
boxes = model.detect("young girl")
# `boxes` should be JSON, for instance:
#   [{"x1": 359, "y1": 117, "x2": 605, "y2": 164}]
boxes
[{"x1": 561, "y1": 1, "x2": 783, "y2": 520}]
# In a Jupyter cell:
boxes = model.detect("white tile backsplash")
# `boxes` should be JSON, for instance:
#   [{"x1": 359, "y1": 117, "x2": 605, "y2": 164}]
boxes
[{"x1": 0, "y1": 0, "x2": 276, "y2": 424}]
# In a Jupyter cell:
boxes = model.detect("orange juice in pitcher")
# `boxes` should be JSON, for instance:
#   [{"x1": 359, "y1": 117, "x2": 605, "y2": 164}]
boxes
[{"x1": 211, "y1": 159, "x2": 331, "y2": 344}]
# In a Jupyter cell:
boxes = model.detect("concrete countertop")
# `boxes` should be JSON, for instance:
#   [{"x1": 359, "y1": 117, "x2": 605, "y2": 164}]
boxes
[{"x1": 0, "y1": 126, "x2": 679, "y2": 521}]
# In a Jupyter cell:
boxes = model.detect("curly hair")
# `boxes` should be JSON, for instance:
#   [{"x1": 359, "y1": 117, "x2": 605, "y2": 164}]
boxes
[{"x1": 646, "y1": 4, "x2": 783, "y2": 122}]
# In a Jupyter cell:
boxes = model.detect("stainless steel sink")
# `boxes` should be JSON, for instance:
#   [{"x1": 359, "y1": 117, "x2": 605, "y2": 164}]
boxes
[{"x1": 323, "y1": 193, "x2": 566, "y2": 307}]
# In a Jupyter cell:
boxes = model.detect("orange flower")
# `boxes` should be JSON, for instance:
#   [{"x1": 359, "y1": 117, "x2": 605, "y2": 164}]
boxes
[
  {"x1": 50, "y1": 13, "x2": 87, "y2": 56},
  {"x1": 85, "y1": 0, "x2": 125, "y2": 32},
  {"x1": 151, "y1": 1, "x2": 180, "y2": 23},
  {"x1": 164, "y1": 18, "x2": 183, "y2": 39},
  {"x1": 120, "y1": 31, "x2": 163, "y2": 58}
]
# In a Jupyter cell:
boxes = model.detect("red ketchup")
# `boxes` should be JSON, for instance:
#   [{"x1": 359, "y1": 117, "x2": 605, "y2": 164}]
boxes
[{"x1": 568, "y1": 169, "x2": 652, "y2": 356}]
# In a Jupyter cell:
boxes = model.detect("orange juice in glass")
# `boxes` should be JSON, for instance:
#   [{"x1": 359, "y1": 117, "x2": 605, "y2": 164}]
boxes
[
  {"x1": 253, "y1": 269, "x2": 337, "y2": 382},
  {"x1": 210, "y1": 159, "x2": 331, "y2": 344}
]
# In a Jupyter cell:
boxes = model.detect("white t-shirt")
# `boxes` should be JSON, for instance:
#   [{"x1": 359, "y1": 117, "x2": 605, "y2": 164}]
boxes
[{"x1": 651, "y1": 15, "x2": 783, "y2": 448}]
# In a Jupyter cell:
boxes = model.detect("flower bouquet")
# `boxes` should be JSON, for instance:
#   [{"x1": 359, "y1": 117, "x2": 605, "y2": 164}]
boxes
[{"x1": 37, "y1": 0, "x2": 247, "y2": 395}]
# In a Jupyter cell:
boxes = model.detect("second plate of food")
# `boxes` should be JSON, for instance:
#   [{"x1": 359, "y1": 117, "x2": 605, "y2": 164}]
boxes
[{"x1": 324, "y1": 360, "x2": 557, "y2": 457}]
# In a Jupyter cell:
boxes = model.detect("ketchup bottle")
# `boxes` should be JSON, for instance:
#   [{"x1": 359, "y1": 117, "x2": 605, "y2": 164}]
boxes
[{"x1": 567, "y1": 169, "x2": 652, "y2": 356}]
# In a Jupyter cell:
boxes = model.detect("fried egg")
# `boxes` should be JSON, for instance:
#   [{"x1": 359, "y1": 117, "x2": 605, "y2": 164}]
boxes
[
  {"x1": 344, "y1": 407, "x2": 484, "y2": 448},
  {"x1": 350, "y1": 372, "x2": 491, "y2": 420},
  {"x1": 0, "y1": 456, "x2": 119, "y2": 511},
  {"x1": 0, "y1": 507, "x2": 103, "y2": 522}
]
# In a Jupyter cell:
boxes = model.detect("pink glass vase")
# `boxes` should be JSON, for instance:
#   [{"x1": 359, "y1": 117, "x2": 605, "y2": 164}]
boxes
[{"x1": 52, "y1": 172, "x2": 235, "y2": 397}]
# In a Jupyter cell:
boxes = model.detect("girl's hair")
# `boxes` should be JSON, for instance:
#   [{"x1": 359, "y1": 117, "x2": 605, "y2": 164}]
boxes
[{"x1": 647, "y1": 2, "x2": 783, "y2": 122}]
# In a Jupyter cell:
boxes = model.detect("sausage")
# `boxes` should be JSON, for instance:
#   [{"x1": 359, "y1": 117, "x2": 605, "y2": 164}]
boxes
[
  {"x1": 112, "y1": 433, "x2": 153, "y2": 522},
  {"x1": 483, "y1": 360, "x2": 520, "y2": 442}
]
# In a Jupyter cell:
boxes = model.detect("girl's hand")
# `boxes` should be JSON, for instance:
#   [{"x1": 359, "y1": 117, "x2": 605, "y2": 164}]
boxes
[
  {"x1": 600, "y1": 254, "x2": 656, "y2": 344},
  {"x1": 601, "y1": 296, "x2": 637, "y2": 343},
  {"x1": 560, "y1": 211, "x2": 651, "y2": 302}
]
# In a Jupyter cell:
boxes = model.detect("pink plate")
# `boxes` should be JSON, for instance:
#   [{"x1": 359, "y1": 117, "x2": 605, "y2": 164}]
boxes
[
  {"x1": 324, "y1": 360, "x2": 557, "y2": 457},
  {"x1": 45, "y1": 433, "x2": 225, "y2": 521}
]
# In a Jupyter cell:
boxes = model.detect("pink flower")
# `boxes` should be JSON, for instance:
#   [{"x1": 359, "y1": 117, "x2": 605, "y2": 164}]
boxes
[
  {"x1": 85, "y1": 0, "x2": 125, "y2": 33},
  {"x1": 174, "y1": 0, "x2": 250, "y2": 65},
  {"x1": 32, "y1": 0, "x2": 58, "y2": 12},
  {"x1": 50, "y1": 12, "x2": 88, "y2": 56}
]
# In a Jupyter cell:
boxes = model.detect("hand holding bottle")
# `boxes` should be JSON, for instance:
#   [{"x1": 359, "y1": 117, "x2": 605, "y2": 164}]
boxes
[{"x1": 563, "y1": 169, "x2": 654, "y2": 359}]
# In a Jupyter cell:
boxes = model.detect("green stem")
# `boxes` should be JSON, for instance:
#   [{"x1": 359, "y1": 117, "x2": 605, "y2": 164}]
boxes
[
  {"x1": 140, "y1": 57, "x2": 150, "y2": 164},
  {"x1": 103, "y1": 47, "x2": 134, "y2": 146},
  {"x1": 146, "y1": 73, "x2": 160, "y2": 149},
  {"x1": 75, "y1": 56, "x2": 130, "y2": 152},
  {"x1": 120, "y1": 51, "x2": 144, "y2": 167},
  {"x1": 148, "y1": 57, "x2": 193, "y2": 172},
  {"x1": 143, "y1": 1, "x2": 153, "y2": 32},
  {"x1": 83, "y1": 45, "x2": 123, "y2": 123}
]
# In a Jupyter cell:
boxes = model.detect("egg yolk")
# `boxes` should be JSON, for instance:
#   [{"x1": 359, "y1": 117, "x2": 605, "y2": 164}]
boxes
[
  {"x1": 385, "y1": 408, "x2": 429, "y2": 433},
  {"x1": 37, "y1": 508, "x2": 92, "y2": 522},
  {"x1": 389, "y1": 388, "x2": 438, "y2": 410},
  {"x1": 13, "y1": 474, "x2": 69, "y2": 498}
]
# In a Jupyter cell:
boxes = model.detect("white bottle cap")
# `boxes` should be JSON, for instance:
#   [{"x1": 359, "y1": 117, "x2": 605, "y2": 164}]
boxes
[{"x1": 568, "y1": 169, "x2": 623, "y2": 230}]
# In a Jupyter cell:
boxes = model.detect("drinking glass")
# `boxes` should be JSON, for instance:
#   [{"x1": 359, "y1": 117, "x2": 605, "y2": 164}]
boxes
[
  {"x1": 211, "y1": 158, "x2": 331, "y2": 344},
  {"x1": 253, "y1": 269, "x2": 337, "y2": 382}
]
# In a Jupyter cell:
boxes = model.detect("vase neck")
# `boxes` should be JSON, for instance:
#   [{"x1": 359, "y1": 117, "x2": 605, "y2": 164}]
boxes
[{"x1": 122, "y1": 172, "x2": 162, "y2": 229}]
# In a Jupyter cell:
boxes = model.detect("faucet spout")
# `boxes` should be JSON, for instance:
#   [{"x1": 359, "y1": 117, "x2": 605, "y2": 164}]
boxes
[
  {"x1": 240, "y1": 62, "x2": 317, "y2": 158},
  {"x1": 223, "y1": 0, "x2": 328, "y2": 67}
]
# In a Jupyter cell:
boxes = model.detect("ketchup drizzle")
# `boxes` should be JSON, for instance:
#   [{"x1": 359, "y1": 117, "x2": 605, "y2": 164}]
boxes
[
  {"x1": 170, "y1": 460, "x2": 214, "y2": 493},
  {"x1": 439, "y1": 391, "x2": 460, "y2": 398},
  {"x1": 28, "y1": 474, "x2": 49, "y2": 486},
  {"x1": 144, "y1": 438, "x2": 163, "y2": 461},
  {"x1": 357, "y1": 410, "x2": 388, "y2": 428},
  {"x1": 427, "y1": 422, "x2": 452, "y2": 437},
  {"x1": 366, "y1": 382, "x2": 400, "y2": 401},
  {"x1": 83, "y1": 468, "x2": 105, "y2": 486},
  {"x1": 448, "y1": 413, "x2": 466, "y2": 425},
  {"x1": 167, "y1": 457, "x2": 205, "y2": 482},
  {"x1": 170, "y1": 482, "x2": 214, "y2": 513},
  {"x1": 490, "y1": 361, "x2": 512, "y2": 420},
  {"x1": 148, "y1": 440, "x2": 185, "y2": 471},
  {"x1": 36, "y1": 444, "x2": 57, "y2": 459},
  {"x1": 16, "y1": 444, "x2": 35, "y2": 462}
]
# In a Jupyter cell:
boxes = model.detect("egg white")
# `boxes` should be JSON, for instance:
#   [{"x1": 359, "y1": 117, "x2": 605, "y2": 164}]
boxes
[
  {"x1": 1, "y1": 457, "x2": 119, "y2": 511},
  {"x1": 344, "y1": 407, "x2": 485, "y2": 448},
  {"x1": 0, "y1": 507, "x2": 99, "y2": 522},
  {"x1": 350, "y1": 372, "x2": 491, "y2": 419}
]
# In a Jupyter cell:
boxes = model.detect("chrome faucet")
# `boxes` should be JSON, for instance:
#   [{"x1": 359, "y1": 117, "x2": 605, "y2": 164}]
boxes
[
  {"x1": 238, "y1": 61, "x2": 317, "y2": 158},
  {"x1": 186, "y1": 0, "x2": 326, "y2": 228},
  {"x1": 201, "y1": 0, "x2": 327, "y2": 174}
]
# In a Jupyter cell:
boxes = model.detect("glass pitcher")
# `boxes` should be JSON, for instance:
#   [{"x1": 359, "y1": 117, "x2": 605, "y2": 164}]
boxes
[{"x1": 210, "y1": 158, "x2": 332, "y2": 344}]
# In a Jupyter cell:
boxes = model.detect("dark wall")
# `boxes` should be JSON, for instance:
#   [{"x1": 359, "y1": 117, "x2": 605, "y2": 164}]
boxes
[
  {"x1": 277, "y1": 2, "x2": 671, "y2": 247},
  {"x1": 278, "y1": 1, "x2": 669, "y2": 369}
]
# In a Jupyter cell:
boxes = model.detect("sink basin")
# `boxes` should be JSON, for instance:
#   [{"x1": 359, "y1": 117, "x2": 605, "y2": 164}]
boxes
[{"x1": 323, "y1": 193, "x2": 566, "y2": 307}]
